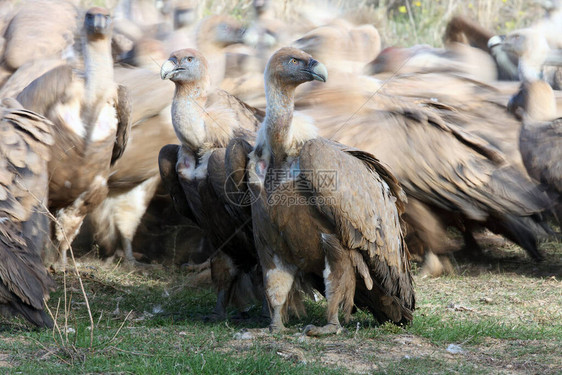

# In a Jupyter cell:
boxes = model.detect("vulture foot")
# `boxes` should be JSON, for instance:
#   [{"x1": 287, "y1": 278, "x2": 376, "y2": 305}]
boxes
[
  {"x1": 203, "y1": 312, "x2": 227, "y2": 322},
  {"x1": 269, "y1": 321, "x2": 287, "y2": 333},
  {"x1": 420, "y1": 252, "x2": 455, "y2": 278},
  {"x1": 303, "y1": 323, "x2": 343, "y2": 337},
  {"x1": 231, "y1": 311, "x2": 251, "y2": 321},
  {"x1": 49, "y1": 260, "x2": 69, "y2": 274}
]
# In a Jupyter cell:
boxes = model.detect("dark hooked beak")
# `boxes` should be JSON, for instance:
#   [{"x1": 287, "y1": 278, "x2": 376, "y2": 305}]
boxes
[{"x1": 305, "y1": 59, "x2": 328, "y2": 82}]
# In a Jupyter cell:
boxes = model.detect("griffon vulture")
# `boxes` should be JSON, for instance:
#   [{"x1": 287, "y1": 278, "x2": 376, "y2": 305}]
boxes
[
  {"x1": 16, "y1": 7, "x2": 131, "y2": 270},
  {"x1": 158, "y1": 48, "x2": 264, "y2": 318},
  {"x1": 82, "y1": 66, "x2": 175, "y2": 266},
  {"x1": 0, "y1": 99, "x2": 55, "y2": 327},
  {"x1": 244, "y1": 47, "x2": 414, "y2": 335},
  {"x1": 508, "y1": 80, "x2": 562, "y2": 222}
]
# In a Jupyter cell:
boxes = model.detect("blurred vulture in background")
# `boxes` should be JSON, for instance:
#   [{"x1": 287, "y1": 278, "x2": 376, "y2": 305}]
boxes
[
  {"x1": 0, "y1": 0, "x2": 78, "y2": 85},
  {"x1": 508, "y1": 80, "x2": 562, "y2": 224},
  {"x1": 443, "y1": 15, "x2": 519, "y2": 81},
  {"x1": 294, "y1": 19, "x2": 381, "y2": 75},
  {"x1": 293, "y1": 71, "x2": 553, "y2": 276},
  {"x1": 16, "y1": 7, "x2": 131, "y2": 270},
  {"x1": 0, "y1": 0, "x2": 79, "y2": 98},
  {"x1": 158, "y1": 48, "x2": 264, "y2": 319},
  {"x1": 84, "y1": 67, "x2": 175, "y2": 266},
  {"x1": 0, "y1": 99, "x2": 54, "y2": 327},
  {"x1": 242, "y1": 47, "x2": 414, "y2": 335}
]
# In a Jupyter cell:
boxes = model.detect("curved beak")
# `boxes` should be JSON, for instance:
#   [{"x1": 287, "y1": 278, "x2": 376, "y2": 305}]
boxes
[
  {"x1": 160, "y1": 59, "x2": 178, "y2": 80},
  {"x1": 306, "y1": 59, "x2": 328, "y2": 82},
  {"x1": 93, "y1": 14, "x2": 109, "y2": 34}
]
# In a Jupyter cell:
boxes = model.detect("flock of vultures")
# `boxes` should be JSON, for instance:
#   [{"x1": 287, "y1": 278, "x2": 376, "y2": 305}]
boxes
[{"x1": 0, "y1": 0, "x2": 561, "y2": 335}]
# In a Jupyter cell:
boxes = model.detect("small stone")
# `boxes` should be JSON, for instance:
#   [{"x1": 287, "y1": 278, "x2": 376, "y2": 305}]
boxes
[
  {"x1": 234, "y1": 330, "x2": 253, "y2": 340},
  {"x1": 446, "y1": 344, "x2": 464, "y2": 354}
]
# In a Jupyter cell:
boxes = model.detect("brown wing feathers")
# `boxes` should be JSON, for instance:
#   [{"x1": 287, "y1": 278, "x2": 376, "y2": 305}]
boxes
[{"x1": 0, "y1": 102, "x2": 54, "y2": 327}]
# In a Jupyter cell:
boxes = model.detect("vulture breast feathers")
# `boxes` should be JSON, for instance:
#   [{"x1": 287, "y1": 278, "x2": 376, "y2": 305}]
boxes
[
  {"x1": 0, "y1": 99, "x2": 55, "y2": 327},
  {"x1": 247, "y1": 47, "x2": 414, "y2": 336}
]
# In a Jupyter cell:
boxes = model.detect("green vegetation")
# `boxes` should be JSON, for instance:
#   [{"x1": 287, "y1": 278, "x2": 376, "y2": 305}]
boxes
[{"x1": 1, "y1": 239, "x2": 560, "y2": 374}]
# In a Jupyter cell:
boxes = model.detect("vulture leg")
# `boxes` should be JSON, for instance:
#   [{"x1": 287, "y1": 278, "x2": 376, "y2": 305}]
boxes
[
  {"x1": 206, "y1": 250, "x2": 234, "y2": 321},
  {"x1": 52, "y1": 209, "x2": 87, "y2": 271},
  {"x1": 52, "y1": 176, "x2": 108, "y2": 271},
  {"x1": 263, "y1": 256, "x2": 297, "y2": 332},
  {"x1": 304, "y1": 236, "x2": 355, "y2": 336}
]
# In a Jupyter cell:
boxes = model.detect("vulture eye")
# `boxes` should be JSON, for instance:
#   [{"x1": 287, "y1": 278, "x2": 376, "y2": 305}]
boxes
[
  {"x1": 187, "y1": 56, "x2": 194, "y2": 62},
  {"x1": 290, "y1": 58, "x2": 298, "y2": 65}
]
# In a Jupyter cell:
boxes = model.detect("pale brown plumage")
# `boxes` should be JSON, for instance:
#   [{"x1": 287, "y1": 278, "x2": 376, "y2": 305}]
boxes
[
  {"x1": 294, "y1": 20, "x2": 381, "y2": 75},
  {"x1": 246, "y1": 47, "x2": 414, "y2": 335},
  {"x1": 0, "y1": 99, "x2": 55, "y2": 327},
  {"x1": 159, "y1": 48, "x2": 264, "y2": 318},
  {"x1": 1, "y1": 0, "x2": 78, "y2": 72},
  {"x1": 16, "y1": 7, "x2": 131, "y2": 270},
  {"x1": 295, "y1": 72, "x2": 552, "y2": 264}
]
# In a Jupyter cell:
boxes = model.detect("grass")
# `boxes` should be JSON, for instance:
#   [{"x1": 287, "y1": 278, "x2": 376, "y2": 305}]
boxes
[{"x1": 1, "y1": 236, "x2": 560, "y2": 374}]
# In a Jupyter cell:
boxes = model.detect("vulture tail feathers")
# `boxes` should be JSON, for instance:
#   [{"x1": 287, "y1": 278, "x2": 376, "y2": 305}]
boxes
[{"x1": 0, "y1": 223, "x2": 54, "y2": 328}]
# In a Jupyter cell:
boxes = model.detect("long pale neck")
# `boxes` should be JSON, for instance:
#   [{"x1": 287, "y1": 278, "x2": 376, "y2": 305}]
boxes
[
  {"x1": 263, "y1": 80, "x2": 295, "y2": 162},
  {"x1": 171, "y1": 83, "x2": 208, "y2": 152},
  {"x1": 83, "y1": 36, "x2": 114, "y2": 106}
]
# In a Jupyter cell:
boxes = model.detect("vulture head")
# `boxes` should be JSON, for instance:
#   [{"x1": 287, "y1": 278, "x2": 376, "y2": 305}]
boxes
[
  {"x1": 174, "y1": 5, "x2": 197, "y2": 29},
  {"x1": 265, "y1": 47, "x2": 328, "y2": 89},
  {"x1": 197, "y1": 16, "x2": 246, "y2": 49},
  {"x1": 253, "y1": 0, "x2": 270, "y2": 15},
  {"x1": 160, "y1": 48, "x2": 210, "y2": 88},
  {"x1": 85, "y1": 7, "x2": 112, "y2": 39}
]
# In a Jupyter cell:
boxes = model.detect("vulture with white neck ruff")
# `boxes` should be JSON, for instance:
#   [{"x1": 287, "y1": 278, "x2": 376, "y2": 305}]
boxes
[
  {"x1": 0, "y1": 99, "x2": 55, "y2": 327},
  {"x1": 16, "y1": 7, "x2": 131, "y2": 270},
  {"x1": 158, "y1": 48, "x2": 264, "y2": 319},
  {"x1": 245, "y1": 47, "x2": 414, "y2": 335}
]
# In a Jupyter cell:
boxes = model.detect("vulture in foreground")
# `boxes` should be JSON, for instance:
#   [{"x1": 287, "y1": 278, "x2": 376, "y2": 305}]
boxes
[
  {"x1": 508, "y1": 80, "x2": 562, "y2": 223},
  {"x1": 16, "y1": 7, "x2": 131, "y2": 270},
  {"x1": 158, "y1": 48, "x2": 264, "y2": 319},
  {"x1": 244, "y1": 47, "x2": 414, "y2": 335},
  {"x1": 0, "y1": 99, "x2": 55, "y2": 327}
]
